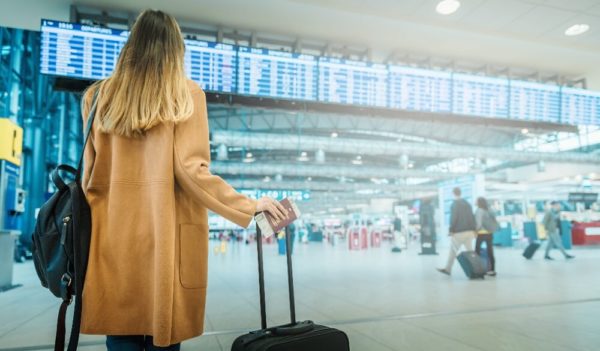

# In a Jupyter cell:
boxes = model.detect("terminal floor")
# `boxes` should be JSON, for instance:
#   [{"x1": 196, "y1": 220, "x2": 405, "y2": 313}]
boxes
[{"x1": 1, "y1": 241, "x2": 599, "y2": 351}]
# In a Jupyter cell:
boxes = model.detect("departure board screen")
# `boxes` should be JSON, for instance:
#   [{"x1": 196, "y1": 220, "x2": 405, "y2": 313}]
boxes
[
  {"x1": 184, "y1": 40, "x2": 237, "y2": 93},
  {"x1": 389, "y1": 66, "x2": 452, "y2": 113},
  {"x1": 39, "y1": 19, "x2": 600, "y2": 126},
  {"x1": 41, "y1": 19, "x2": 239, "y2": 92},
  {"x1": 318, "y1": 57, "x2": 388, "y2": 107},
  {"x1": 453, "y1": 74, "x2": 509, "y2": 118},
  {"x1": 561, "y1": 87, "x2": 600, "y2": 125},
  {"x1": 510, "y1": 80, "x2": 560, "y2": 123},
  {"x1": 40, "y1": 19, "x2": 127, "y2": 80},
  {"x1": 237, "y1": 46, "x2": 317, "y2": 100}
]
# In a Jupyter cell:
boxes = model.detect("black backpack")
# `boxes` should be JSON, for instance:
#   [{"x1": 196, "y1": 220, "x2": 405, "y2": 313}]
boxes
[{"x1": 32, "y1": 90, "x2": 98, "y2": 351}]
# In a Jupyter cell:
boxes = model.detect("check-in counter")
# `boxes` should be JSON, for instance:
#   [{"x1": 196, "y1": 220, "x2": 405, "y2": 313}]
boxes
[{"x1": 571, "y1": 222, "x2": 600, "y2": 246}]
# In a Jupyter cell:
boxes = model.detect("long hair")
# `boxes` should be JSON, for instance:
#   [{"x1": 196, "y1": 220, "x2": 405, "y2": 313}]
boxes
[
  {"x1": 477, "y1": 197, "x2": 489, "y2": 211},
  {"x1": 90, "y1": 10, "x2": 193, "y2": 137}
]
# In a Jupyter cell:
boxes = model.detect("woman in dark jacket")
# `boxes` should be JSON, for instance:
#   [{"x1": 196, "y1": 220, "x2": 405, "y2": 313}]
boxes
[{"x1": 475, "y1": 197, "x2": 497, "y2": 276}]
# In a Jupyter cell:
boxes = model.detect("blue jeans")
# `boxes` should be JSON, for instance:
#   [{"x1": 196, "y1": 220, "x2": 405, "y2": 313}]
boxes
[{"x1": 106, "y1": 335, "x2": 180, "y2": 351}]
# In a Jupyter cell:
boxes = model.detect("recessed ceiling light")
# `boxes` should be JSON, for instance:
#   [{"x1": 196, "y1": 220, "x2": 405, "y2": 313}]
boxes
[
  {"x1": 436, "y1": 0, "x2": 460, "y2": 15},
  {"x1": 331, "y1": 132, "x2": 338, "y2": 138},
  {"x1": 521, "y1": 128, "x2": 529, "y2": 135},
  {"x1": 565, "y1": 24, "x2": 589, "y2": 36}
]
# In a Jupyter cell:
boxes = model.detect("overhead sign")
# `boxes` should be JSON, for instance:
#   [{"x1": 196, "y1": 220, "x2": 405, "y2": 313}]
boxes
[
  {"x1": 40, "y1": 19, "x2": 600, "y2": 126},
  {"x1": 239, "y1": 189, "x2": 310, "y2": 202},
  {"x1": 568, "y1": 192, "x2": 598, "y2": 203}
]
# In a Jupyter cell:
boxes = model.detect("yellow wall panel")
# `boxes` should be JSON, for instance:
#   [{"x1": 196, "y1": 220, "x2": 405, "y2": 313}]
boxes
[{"x1": 0, "y1": 118, "x2": 23, "y2": 166}]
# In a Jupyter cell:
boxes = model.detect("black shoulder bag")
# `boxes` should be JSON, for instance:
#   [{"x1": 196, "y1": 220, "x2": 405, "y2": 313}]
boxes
[{"x1": 31, "y1": 90, "x2": 99, "y2": 351}]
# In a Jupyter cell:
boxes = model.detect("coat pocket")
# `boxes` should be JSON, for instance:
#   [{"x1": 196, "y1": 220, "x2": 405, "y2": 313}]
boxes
[{"x1": 179, "y1": 224, "x2": 208, "y2": 289}]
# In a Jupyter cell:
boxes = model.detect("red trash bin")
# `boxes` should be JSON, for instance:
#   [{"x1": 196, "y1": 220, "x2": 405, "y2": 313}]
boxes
[
  {"x1": 360, "y1": 227, "x2": 369, "y2": 249},
  {"x1": 371, "y1": 230, "x2": 381, "y2": 248},
  {"x1": 348, "y1": 228, "x2": 360, "y2": 250}
]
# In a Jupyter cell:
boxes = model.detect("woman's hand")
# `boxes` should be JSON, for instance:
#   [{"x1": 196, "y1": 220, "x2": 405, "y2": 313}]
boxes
[{"x1": 256, "y1": 197, "x2": 288, "y2": 222}]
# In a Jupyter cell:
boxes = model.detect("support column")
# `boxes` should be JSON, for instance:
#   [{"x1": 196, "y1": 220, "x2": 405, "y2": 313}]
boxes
[{"x1": 8, "y1": 30, "x2": 23, "y2": 123}]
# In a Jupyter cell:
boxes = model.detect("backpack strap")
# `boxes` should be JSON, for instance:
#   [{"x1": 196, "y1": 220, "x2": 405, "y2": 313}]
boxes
[
  {"x1": 66, "y1": 180, "x2": 91, "y2": 351},
  {"x1": 54, "y1": 300, "x2": 69, "y2": 351},
  {"x1": 75, "y1": 88, "x2": 100, "y2": 181},
  {"x1": 53, "y1": 88, "x2": 98, "y2": 351}
]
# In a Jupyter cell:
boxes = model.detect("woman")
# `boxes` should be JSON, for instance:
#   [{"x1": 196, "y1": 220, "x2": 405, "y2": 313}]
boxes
[
  {"x1": 475, "y1": 197, "x2": 497, "y2": 276},
  {"x1": 80, "y1": 10, "x2": 286, "y2": 350}
]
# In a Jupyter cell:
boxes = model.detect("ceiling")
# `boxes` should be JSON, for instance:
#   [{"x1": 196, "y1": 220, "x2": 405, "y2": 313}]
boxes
[{"x1": 3, "y1": 0, "x2": 600, "y2": 87}]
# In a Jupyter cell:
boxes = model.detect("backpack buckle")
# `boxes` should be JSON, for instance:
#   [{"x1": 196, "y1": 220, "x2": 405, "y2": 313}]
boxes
[{"x1": 60, "y1": 273, "x2": 73, "y2": 304}]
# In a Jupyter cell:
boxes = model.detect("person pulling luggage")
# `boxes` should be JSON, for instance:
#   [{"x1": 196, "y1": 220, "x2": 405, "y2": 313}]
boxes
[
  {"x1": 543, "y1": 201, "x2": 575, "y2": 260},
  {"x1": 474, "y1": 197, "x2": 497, "y2": 276},
  {"x1": 437, "y1": 187, "x2": 476, "y2": 275}
]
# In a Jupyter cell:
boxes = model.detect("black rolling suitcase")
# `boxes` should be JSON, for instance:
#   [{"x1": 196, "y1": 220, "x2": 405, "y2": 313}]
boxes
[
  {"x1": 457, "y1": 251, "x2": 486, "y2": 279},
  {"x1": 231, "y1": 225, "x2": 349, "y2": 351},
  {"x1": 522, "y1": 242, "x2": 540, "y2": 259}
]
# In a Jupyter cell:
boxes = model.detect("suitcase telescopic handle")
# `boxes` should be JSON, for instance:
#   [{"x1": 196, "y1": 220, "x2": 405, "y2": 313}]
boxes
[{"x1": 255, "y1": 222, "x2": 297, "y2": 329}]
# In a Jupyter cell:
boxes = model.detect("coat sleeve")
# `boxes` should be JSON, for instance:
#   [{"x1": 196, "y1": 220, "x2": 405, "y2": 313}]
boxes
[
  {"x1": 542, "y1": 212, "x2": 551, "y2": 232},
  {"x1": 174, "y1": 86, "x2": 257, "y2": 227},
  {"x1": 449, "y1": 202, "x2": 457, "y2": 234},
  {"x1": 81, "y1": 87, "x2": 96, "y2": 193}
]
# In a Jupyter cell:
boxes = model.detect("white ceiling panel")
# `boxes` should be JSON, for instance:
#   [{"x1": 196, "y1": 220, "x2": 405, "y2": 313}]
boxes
[
  {"x1": 539, "y1": 0, "x2": 599, "y2": 11},
  {"x1": 586, "y1": 2, "x2": 600, "y2": 16},
  {"x1": 503, "y1": 5, "x2": 579, "y2": 37},
  {"x1": 461, "y1": 0, "x2": 536, "y2": 31},
  {"x1": 289, "y1": 0, "x2": 424, "y2": 19}
]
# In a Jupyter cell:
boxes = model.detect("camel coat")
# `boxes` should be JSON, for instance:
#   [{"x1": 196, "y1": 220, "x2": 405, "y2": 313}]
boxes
[{"x1": 79, "y1": 81, "x2": 257, "y2": 346}]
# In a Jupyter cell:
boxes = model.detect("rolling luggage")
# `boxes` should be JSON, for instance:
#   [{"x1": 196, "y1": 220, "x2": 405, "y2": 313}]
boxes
[
  {"x1": 231, "y1": 225, "x2": 349, "y2": 351},
  {"x1": 522, "y1": 242, "x2": 540, "y2": 259},
  {"x1": 457, "y1": 251, "x2": 486, "y2": 279}
]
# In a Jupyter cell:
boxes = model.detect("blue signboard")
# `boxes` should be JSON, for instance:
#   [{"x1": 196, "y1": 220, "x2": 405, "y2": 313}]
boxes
[
  {"x1": 560, "y1": 87, "x2": 600, "y2": 126},
  {"x1": 453, "y1": 73, "x2": 509, "y2": 118},
  {"x1": 40, "y1": 19, "x2": 600, "y2": 126},
  {"x1": 239, "y1": 189, "x2": 310, "y2": 202},
  {"x1": 40, "y1": 19, "x2": 127, "y2": 80},
  {"x1": 184, "y1": 39, "x2": 237, "y2": 93},
  {"x1": 510, "y1": 80, "x2": 560, "y2": 123},
  {"x1": 318, "y1": 57, "x2": 387, "y2": 107},
  {"x1": 389, "y1": 66, "x2": 452, "y2": 113},
  {"x1": 41, "y1": 19, "x2": 238, "y2": 92},
  {"x1": 237, "y1": 46, "x2": 317, "y2": 100}
]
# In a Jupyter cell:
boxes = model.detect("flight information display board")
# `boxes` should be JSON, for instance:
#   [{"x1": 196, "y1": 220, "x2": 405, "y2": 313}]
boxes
[
  {"x1": 184, "y1": 40, "x2": 237, "y2": 93},
  {"x1": 39, "y1": 19, "x2": 600, "y2": 126},
  {"x1": 40, "y1": 19, "x2": 127, "y2": 80},
  {"x1": 389, "y1": 66, "x2": 452, "y2": 113},
  {"x1": 452, "y1": 74, "x2": 509, "y2": 118},
  {"x1": 318, "y1": 57, "x2": 388, "y2": 107},
  {"x1": 510, "y1": 80, "x2": 560, "y2": 123},
  {"x1": 561, "y1": 87, "x2": 600, "y2": 125},
  {"x1": 237, "y1": 46, "x2": 317, "y2": 100},
  {"x1": 41, "y1": 19, "x2": 239, "y2": 92}
]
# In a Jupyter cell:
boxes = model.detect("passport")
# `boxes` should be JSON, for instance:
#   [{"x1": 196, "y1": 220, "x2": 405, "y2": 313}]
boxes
[{"x1": 255, "y1": 198, "x2": 301, "y2": 238}]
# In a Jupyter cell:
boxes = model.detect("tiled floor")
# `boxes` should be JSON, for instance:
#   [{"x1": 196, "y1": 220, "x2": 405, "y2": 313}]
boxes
[{"x1": 1, "y1": 239, "x2": 599, "y2": 350}]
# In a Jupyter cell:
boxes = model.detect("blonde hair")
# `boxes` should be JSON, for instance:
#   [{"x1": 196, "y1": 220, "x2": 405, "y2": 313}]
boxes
[{"x1": 90, "y1": 10, "x2": 193, "y2": 137}]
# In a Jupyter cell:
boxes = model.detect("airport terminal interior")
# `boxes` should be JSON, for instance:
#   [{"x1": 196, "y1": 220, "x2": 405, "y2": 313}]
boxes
[{"x1": 1, "y1": 0, "x2": 600, "y2": 350}]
